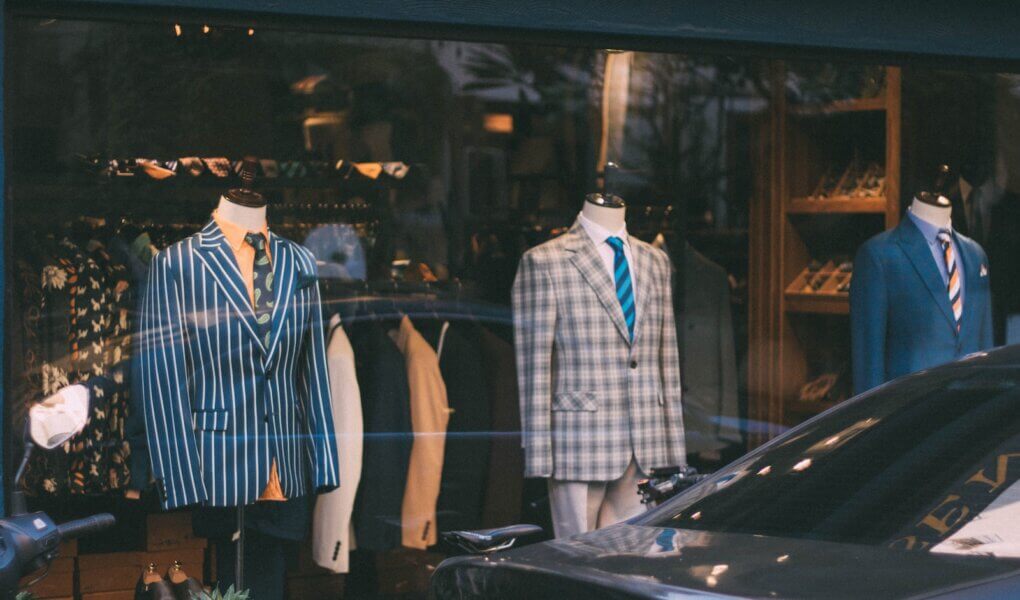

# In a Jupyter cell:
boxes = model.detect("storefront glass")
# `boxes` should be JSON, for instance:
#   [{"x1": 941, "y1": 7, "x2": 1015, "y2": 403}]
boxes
[{"x1": 5, "y1": 11, "x2": 1020, "y2": 598}]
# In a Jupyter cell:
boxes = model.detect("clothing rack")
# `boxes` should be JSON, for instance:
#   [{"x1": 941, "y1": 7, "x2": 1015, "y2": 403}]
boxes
[{"x1": 77, "y1": 155, "x2": 422, "y2": 188}]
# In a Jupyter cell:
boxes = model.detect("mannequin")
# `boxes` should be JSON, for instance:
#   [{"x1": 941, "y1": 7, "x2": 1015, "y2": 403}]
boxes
[
  {"x1": 581, "y1": 192, "x2": 626, "y2": 231},
  {"x1": 512, "y1": 192, "x2": 686, "y2": 539},
  {"x1": 137, "y1": 157, "x2": 338, "y2": 599},
  {"x1": 909, "y1": 192, "x2": 952, "y2": 229},
  {"x1": 216, "y1": 195, "x2": 266, "y2": 231},
  {"x1": 850, "y1": 187, "x2": 993, "y2": 394}
]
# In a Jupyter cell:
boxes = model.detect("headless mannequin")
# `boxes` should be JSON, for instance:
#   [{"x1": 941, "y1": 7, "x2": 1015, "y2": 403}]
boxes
[
  {"x1": 581, "y1": 193, "x2": 626, "y2": 231},
  {"x1": 910, "y1": 193, "x2": 952, "y2": 229},
  {"x1": 217, "y1": 195, "x2": 267, "y2": 231}
]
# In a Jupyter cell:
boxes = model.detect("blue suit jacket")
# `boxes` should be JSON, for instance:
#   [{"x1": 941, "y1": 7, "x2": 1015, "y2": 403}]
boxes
[
  {"x1": 851, "y1": 218, "x2": 994, "y2": 394},
  {"x1": 139, "y1": 220, "x2": 340, "y2": 509}
]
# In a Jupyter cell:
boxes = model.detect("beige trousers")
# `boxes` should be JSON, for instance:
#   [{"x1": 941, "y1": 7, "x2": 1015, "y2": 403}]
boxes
[{"x1": 547, "y1": 459, "x2": 647, "y2": 538}]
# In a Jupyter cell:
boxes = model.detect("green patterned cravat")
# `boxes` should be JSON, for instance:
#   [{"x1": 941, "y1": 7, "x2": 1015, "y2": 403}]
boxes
[{"x1": 244, "y1": 232, "x2": 275, "y2": 348}]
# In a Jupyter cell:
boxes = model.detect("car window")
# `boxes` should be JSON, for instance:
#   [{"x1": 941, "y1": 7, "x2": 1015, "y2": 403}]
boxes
[{"x1": 645, "y1": 367, "x2": 1020, "y2": 559}]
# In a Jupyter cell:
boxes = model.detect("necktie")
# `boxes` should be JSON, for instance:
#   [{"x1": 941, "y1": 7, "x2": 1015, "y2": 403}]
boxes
[
  {"x1": 937, "y1": 229, "x2": 962, "y2": 330},
  {"x1": 244, "y1": 232, "x2": 275, "y2": 348},
  {"x1": 606, "y1": 236, "x2": 635, "y2": 340}
]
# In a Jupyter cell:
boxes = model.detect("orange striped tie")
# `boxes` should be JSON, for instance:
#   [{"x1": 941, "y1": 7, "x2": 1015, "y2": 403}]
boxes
[{"x1": 938, "y1": 230, "x2": 962, "y2": 331}]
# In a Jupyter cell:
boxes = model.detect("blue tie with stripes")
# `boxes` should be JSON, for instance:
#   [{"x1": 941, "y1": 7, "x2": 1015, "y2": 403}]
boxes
[{"x1": 606, "y1": 236, "x2": 635, "y2": 340}]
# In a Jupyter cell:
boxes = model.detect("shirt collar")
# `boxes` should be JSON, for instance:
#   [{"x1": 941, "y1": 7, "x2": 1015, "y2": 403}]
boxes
[
  {"x1": 578, "y1": 211, "x2": 629, "y2": 248},
  {"x1": 213, "y1": 210, "x2": 271, "y2": 252},
  {"x1": 907, "y1": 208, "x2": 954, "y2": 245}
]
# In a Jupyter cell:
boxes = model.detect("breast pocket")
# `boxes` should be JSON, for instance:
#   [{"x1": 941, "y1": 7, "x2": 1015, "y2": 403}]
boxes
[
  {"x1": 194, "y1": 409, "x2": 230, "y2": 432},
  {"x1": 553, "y1": 391, "x2": 598, "y2": 412}
]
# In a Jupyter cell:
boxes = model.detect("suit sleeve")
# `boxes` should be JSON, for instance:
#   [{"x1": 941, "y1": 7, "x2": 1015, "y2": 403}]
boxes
[
  {"x1": 139, "y1": 253, "x2": 207, "y2": 509},
  {"x1": 512, "y1": 252, "x2": 556, "y2": 478},
  {"x1": 297, "y1": 257, "x2": 340, "y2": 494},
  {"x1": 850, "y1": 243, "x2": 888, "y2": 395},
  {"x1": 659, "y1": 255, "x2": 687, "y2": 465}
]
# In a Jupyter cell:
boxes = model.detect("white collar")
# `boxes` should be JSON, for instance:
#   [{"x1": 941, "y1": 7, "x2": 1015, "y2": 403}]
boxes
[{"x1": 578, "y1": 211, "x2": 629, "y2": 247}]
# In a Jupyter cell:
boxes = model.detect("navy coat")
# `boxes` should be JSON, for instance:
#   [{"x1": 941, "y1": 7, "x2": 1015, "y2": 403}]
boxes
[
  {"x1": 139, "y1": 220, "x2": 340, "y2": 510},
  {"x1": 850, "y1": 218, "x2": 994, "y2": 394}
]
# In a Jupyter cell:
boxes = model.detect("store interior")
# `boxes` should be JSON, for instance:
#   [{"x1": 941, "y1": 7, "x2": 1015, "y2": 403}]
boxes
[{"x1": 5, "y1": 13, "x2": 1020, "y2": 599}]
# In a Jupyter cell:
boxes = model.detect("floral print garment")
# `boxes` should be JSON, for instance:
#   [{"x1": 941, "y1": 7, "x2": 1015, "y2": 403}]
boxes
[{"x1": 23, "y1": 238, "x2": 133, "y2": 495}]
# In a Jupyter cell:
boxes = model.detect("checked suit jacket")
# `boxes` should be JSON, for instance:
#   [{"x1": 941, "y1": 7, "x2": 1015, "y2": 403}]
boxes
[
  {"x1": 139, "y1": 219, "x2": 340, "y2": 510},
  {"x1": 512, "y1": 220, "x2": 686, "y2": 482}
]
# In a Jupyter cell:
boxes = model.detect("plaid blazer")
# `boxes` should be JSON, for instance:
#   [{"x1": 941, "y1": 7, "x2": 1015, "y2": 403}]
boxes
[{"x1": 512, "y1": 220, "x2": 685, "y2": 481}]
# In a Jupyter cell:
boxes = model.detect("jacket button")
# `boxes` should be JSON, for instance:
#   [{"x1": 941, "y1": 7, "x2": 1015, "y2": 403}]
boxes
[{"x1": 630, "y1": 360, "x2": 638, "y2": 369}]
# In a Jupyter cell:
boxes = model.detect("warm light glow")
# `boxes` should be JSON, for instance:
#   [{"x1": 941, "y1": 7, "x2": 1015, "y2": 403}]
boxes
[
  {"x1": 690, "y1": 511, "x2": 702, "y2": 520},
  {"x1": 248, "y1": 28, "x2": 255, "y2": 36},
  {"x1": 173, "y1": 24, "x2": 182, "y2": 37},
  {"x1": 710, "y1": 565, "x2": 729, "y2": 576},
  {"x1": 793, "y1": 459, "x2": 813, "y2": 472},
  {"x1": 777, "y1": 554, "x2": 790, "y2": 563},
  {"x1": 202, "y1": 24, "x2": 211, "y2": 34},
  {"x1": 483, "y1": 113, "x2": 514, "y2": 134},
  {"x1": 825, "y1": 436, "x2": 840, "y2": 446},
  {"x1": 706, "y1": 576, "x2": 718, "y2": 587},
  {"x1": 757, "y1": 465, "x2": 772, "y2": 476}
]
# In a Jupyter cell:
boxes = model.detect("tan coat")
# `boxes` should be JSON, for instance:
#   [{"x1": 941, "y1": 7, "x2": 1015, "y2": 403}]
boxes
[{"x1": 393, "y1": 316, "x2": 450, "y2": 549}]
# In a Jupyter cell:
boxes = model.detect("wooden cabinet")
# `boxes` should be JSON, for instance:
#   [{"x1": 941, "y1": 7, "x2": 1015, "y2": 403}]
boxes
[{"x1": 749, "y1": 65, "x2": 901, "y2": 444}]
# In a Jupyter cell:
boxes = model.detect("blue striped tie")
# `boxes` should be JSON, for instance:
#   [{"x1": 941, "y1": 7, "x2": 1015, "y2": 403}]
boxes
[{"x1": 607, "y1": 236, "x2": 635, "y2": 340}]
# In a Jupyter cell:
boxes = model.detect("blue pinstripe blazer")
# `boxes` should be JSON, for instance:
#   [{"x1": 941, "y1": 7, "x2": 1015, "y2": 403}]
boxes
[{"x1": 139, "y1": 220, "x2": 340, "y2": 510}]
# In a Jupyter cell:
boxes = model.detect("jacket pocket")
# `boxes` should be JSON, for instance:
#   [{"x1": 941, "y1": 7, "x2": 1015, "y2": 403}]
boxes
[
  {"x1": 552, "y1": 391, "x2": 598, "y2": 412},
  {"x1": 194, "y1": 409, "x2": 230, "y2": 432}
]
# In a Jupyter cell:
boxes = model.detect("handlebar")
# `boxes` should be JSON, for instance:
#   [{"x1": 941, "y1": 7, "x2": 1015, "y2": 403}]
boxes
[
  {"x1": 0, "y1": 512, "x2": 116, "y2": 599},
  {"x1": 57, "y1": 514, "x2": 116, "y2": 541}
]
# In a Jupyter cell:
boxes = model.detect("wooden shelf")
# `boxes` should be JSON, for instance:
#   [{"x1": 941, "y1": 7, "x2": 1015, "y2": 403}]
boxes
[
  {"x1": 785, "y1": 292, "x2": 849, "y2": 315},
  {"x1": 789, "y1": 96, "x2": 887, "y2": 116},
  {"x1": 787, "y1": 196, "x2": 887, "y2": 214}
]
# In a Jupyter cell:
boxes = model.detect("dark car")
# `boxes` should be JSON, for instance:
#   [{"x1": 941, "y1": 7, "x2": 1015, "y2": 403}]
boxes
[{"x1": 432, "y1": 347, "x2": 1020, "y2": 599}]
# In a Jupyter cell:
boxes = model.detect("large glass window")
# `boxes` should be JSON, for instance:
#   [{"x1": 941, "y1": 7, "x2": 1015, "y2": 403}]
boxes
[{"x1": 6, "y1": 10, "x2": 1020, "y2": 599}]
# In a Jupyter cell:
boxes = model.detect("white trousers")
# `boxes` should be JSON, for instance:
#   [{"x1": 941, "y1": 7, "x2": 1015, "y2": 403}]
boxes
[{"x1": 547, "y1": 459, "x2": 647, "y2": 538}]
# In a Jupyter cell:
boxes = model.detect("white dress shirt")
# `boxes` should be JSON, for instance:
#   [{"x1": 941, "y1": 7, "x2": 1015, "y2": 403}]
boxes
[{"x1": 577, "y1": 211, "x2": 638, "y2": 309}]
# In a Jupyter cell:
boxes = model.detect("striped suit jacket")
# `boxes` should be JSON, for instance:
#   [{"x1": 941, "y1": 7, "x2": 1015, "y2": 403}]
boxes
[
  {"x1": 139, "y1": 219, "x2": 340, "y2": 510},
  {"x1": 512, "y1": 220, "x2": 686, "y2": 482}
]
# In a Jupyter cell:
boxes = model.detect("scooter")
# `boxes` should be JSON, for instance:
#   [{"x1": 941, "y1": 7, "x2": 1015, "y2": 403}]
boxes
[{"x1": 0, "y1": 418, "x2": 116, "y2": 598}]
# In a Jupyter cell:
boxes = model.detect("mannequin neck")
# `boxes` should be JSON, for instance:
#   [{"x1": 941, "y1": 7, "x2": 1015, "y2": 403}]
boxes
[
  {"x1": 217, "y1": 195, "x2": 267, "y2": 232},
  {"x1": 910, "y1": 196, "x2": 952, "y2": 229},
  {"x1": 581, "y1": 201, "x2": 626, "y2": 232}
]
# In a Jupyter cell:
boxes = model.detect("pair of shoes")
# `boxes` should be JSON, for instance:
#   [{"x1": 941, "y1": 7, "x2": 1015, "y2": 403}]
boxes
[{"x1": 135, "y1": 561, "x2": 204, "y2": 600}]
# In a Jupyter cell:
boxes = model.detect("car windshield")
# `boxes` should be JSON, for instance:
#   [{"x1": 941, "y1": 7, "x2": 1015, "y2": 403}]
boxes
[{"x1": 645, "y1": 363, "x2": 1020, "y2": 559}]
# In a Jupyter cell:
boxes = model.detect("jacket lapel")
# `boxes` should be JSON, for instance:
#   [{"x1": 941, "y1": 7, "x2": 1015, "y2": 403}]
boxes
[
  {"x1": 630, "y1": 238, "x2": 655, "y2": 346},
  {"x1": 954, "y1": 233, "x2": 980, "y2": 340},
  {"x1": 194, "y1": 220, "x2": 266, "y2": 353},
  {"x1": 265, "y1": 234, "x2": 298, "y2": 364},
  {"x1": 893, "y1": 219, "x2": 956, "y2": 332},
  {"x1": 565, "y1": 221, "x2": 631, "y2": 345}
]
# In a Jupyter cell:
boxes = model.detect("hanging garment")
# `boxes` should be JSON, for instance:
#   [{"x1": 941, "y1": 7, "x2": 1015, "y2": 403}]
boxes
[
  {"x1": 138, "y1": 219, "x2": 339, "y2": 510},
  {"x1": 23, "y1": 238, "x2": 132, "y2": 495},
  {"x1": 851, "y1": 217, "x2": 993, "y2": 394},
  {"x1": 422, "y1": 322, "x2": 491, "y2": 533},
  {"x1": 511, "y1": 219, "x2": 686, "y2": 482},
  {"x1": 663, "y1": 241, "x2": 741, "y2": 455},
  {"x1": 393, "y1": 316, "x2": 450, "y2": 550},
  {"x1": 350, "y1": 321, "x2": 412, "y2": 552},
  {"x1": 313, "y1": 315, "x2": 364, "y2": 573},
  {"x1": 478, "y1": 327, "x2": 524, "y2": 528}
]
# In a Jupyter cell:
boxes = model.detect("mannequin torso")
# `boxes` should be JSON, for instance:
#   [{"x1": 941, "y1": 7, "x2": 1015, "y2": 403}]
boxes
[
  {"x1": 581, "y1": 197, "x2": 626, "y2": 231},
  {"x1": 217, "y1": 195, "x2": 267, "y2": 231},
  {"x1": 909, "y1": 194, "x2": 952, "y2": 229}
]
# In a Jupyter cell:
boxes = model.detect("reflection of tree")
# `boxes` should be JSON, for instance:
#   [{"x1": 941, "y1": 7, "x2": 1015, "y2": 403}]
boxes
[
  {"x1": 460, "y1": 44, "x2": 591, "y2": 110},
  {"x1": 626, "y1": 54, "x2": 769, "y2": 222}
]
